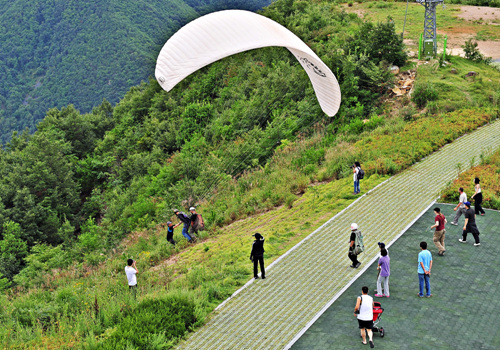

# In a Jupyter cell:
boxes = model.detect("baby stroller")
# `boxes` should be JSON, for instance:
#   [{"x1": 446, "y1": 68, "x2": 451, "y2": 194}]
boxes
[{"x1": 372, "y1": 301, "x2": 385, "y2": 337}]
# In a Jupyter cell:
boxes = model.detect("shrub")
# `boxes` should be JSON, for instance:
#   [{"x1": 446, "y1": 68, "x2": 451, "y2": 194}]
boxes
[
  {"x1": 13, "y1": 244, "x2": 69, "y2": 288},
  {"x1": 99, "y1": 295, "x2": 198, "y2": 349},
  {"x1": 412, "y1": 82, "x2": 438, "y2": 108},
  {"x1": 462, "y1": 39, "x2": 492, "y2": 64}
]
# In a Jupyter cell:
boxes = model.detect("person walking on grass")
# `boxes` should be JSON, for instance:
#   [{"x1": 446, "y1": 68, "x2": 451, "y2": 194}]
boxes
[
  {"x1": 471, "y1": 177, "x2": 486, "y2": 216},
  {"x1": 459, "y1": 202, "x2": 481, "y2": 246},
  {"x1": 375, "y1": 248, "x2": 390, "y2": 298},
  {"x1": 451, "y1": 187, "x2": 467, "y2": 225},
  {"x1": 250, "y1": 233, "x2": 266, "y2": 279},
  {"x1": 430, "y1": 207, "x2": 447, "y2": 256},
  {"x1": 189, "y1": 207, "x2": 205, "y2": 237},
  {"x1": 354, "y1": 286, "x2": 375, "y2": 348},
  {"x1": 418, "y1": 242, "x2": 432, "y2": 298},
  {"x1": 173, "y1": 209, "x2": 194, "y2": 243},
  {"x1": 166, "y1": 221, "x2": 176, "y2": 246},
  {"x1": 352, "y1": 161, "x2": 362, "y2": 195},
  {"x1": 348, "y1": 223, "x2": 363, "y2": 268},
  {"x1": 125, "y1": 259, "x2": 139, "y2": 299}
]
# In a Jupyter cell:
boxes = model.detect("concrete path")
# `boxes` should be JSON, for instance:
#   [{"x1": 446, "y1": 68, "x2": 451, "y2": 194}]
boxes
[
  {"x1": 292, "y1": 204, "x2": 500, "y2": 350},
  {"x1": 177, "y1": 119, "x2": 500, "y2": 350}
]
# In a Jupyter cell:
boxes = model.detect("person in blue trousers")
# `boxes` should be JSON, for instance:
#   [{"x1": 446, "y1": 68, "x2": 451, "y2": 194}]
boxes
[
  {"x1": 417, "y1": 241, "x2": 432, "y2": 298},
  {"x1": 173, "y1": 209, "x2": 194, "y2": 242}
]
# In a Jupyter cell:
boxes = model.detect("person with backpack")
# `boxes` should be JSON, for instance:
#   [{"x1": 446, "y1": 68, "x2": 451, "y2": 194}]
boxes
[
  {"x1": 173, "y1": 209, "x2": 194, "y2": 243},
  {"x1": 250, "y1": 233, "x2": 266, "y2": 279},
  {"x1": 353, "y1": 161, "x2": 364, "y2": 195},
  {"x1": 348, "y1": 223, "x2": 363, "y2": 268},
  {"x1": 189, "y1": 207, "x2": 205, "y2": 237}
]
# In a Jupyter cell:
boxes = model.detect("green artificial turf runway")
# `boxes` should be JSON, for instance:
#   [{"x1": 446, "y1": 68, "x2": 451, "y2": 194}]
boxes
[{"x1": 292, "y1": 204, "x2": 500, "y2": 350}]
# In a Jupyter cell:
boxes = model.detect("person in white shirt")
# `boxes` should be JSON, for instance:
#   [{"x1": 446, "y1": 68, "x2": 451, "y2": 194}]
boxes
[
  {"x1": 125, "y1": 259, "x2": 139, "y2": 298},
  {"x1": 354, "y1": 286, "x2": 375, "y2": 348},
  {"x1": 451, "y1": 187, "x2": 467, "y2": 225}
]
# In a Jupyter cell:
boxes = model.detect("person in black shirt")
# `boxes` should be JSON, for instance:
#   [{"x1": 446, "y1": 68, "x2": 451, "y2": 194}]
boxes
[
  {"x1": 166, "y1": 221, "x2": 176, "y2": 245},
  {"x1": 173, "y1": 209, "x2": 194, "y2": 242},
  {"x1": 349, "y1": 223, "x2": 362, "y2": 268},
  {"x1": 459, "y1": 202, "x2": 481, "y2": 246},
  {"x1": 250, "y1": 233, "x2": 266, "y2": 279}
]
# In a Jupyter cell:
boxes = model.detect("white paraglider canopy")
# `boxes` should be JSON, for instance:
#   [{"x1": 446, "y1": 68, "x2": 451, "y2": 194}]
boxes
[{"x1": 155, "y1": 10, "x2": 341, "y2": 117}]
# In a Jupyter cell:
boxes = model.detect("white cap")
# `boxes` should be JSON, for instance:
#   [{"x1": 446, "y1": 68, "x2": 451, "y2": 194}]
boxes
[{"x1": 351, "y1": 223, "x2": 358, "y2": 230}]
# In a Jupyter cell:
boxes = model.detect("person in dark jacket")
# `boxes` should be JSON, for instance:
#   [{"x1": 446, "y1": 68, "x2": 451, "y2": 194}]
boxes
[
  {"x1": 173, "y1": 209, "x2": 194, "y2": 242},
  {"x1": 166, "y1": 221, "x2": 176, "y2": 246},
  {"x1": 459, "y1": 202, "x2": 481, "y2": 246},
  {"x1": 189, "y1": 207, "x2": 204, "y2": 237},
  {"x1": 349, "y1": 223, "x2": 362, "y2": 268},
  {"x1": 250, "y1": 233, "x2": 266, "y2": 279}
]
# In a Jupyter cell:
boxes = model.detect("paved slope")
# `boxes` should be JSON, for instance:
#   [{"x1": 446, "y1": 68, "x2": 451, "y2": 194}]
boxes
[
  {"x1": 292, "y1": 204, "x2": 500, "y2": 350},
  {"x1": 177, "y1": 119, "x2": 500, "y2": 350}
]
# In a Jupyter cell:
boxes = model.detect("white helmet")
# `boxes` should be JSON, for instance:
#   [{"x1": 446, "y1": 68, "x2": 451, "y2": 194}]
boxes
[
  {"x1": 189, "y1": 207, "x2": 196, "y2": 211},
  {"x1": 350, "y1": 223, "x2": 358, "y2": 230}
]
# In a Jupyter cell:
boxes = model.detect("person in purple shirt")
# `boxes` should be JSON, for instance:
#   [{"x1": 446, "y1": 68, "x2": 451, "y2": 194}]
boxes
[{"x1": 375, "y1": 248, "x2": 390, "y2": 297}]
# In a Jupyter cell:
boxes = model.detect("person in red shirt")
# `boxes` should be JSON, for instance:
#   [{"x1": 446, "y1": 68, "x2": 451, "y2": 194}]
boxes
[{"x1": 430, "y1": 207, "x2": 447, "y2": 256}]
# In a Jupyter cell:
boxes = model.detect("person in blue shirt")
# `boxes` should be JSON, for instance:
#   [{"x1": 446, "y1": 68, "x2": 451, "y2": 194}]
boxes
[{"x1": 417, "y1": 241, "x2": 433, "y2": 298}]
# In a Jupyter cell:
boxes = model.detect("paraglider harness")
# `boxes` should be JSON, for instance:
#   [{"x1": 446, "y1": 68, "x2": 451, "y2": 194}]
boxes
[{"x1": 191, "y1": 213, "x2": 205, "y2": 231}]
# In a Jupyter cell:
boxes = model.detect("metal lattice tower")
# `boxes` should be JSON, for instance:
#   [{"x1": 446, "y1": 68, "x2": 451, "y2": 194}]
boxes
[{"x1": 417, "y1": 0, "x2": 444, "y2": 56}]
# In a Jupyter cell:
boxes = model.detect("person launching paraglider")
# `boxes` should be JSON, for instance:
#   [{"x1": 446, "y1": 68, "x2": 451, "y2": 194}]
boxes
[
  {"x1": 250, "y1": 233, "x2": 266, "y2": 279},
  {"x1": 173, "y1": 209, "x2": 195, "y2": 243}
]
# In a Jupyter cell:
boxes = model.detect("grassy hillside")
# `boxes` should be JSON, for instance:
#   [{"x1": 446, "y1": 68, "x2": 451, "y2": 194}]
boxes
[
  {"x1": 0, "y1": 0, "x2": 272, "y2": 143},
  {"x1": 0, "y1": 0, "x2": 500, "y2": 348}
]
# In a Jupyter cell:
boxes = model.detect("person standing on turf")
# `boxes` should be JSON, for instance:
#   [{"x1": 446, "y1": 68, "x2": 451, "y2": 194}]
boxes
[
  {"x1": 173, "y1": 209, "x2": 194, "y2": 242},
  {"x1": 471, "y1": 177, "x2": 486, "y2": 216},
  {"x1": 451, "y1": 187, "x2": 467, "y2": 225},
  {"x1": 459, "y1": 201, "x2": 481, "y2": 246},
  {"x1": 348, "y1": 223, "x2": 362, "y2": 268},
  {"x1": 417, "y1": 241, "x2": 432, "y2": 298},
  {"x1": 125, "y1": 259, "x2": 139, "y2": 299},
  {"x1": 354, "y1": 286, "x2": 375, "y2": 348},
  {"x1": 375, "y1": 248, "x2": 390, "y2": 298},
  {"x1": 250, "y1": 233, "x2": 266, "y2": 279},
  {"x1": 430, "y1": 207, "x2": 447, "y2": 256}
]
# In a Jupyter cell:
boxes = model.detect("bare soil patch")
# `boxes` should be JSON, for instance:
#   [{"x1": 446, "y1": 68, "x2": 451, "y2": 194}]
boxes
[{"x1": 457, "y1": 5, "x2": 500, "y2": 23}]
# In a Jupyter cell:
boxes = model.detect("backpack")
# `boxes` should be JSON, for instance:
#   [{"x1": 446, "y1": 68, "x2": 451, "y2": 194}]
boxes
[
  {"x1": 196, "y1": 214, "x2": 205, "y2": 231},
  {"x1": 357, "y1": 167, "x2": 365, "y2": 180},
  {"x1": 354, "y1": 230, "x2": 364, "y2": 255}
]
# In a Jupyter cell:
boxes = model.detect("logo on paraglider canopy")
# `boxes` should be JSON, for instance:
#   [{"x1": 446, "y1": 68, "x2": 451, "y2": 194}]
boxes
[
  {"x1": 298, "y1": 57, "x2": 327, "y2": 77},
  {"x1": 157, "y1": 76, "x2": 166, "y2": 84}
]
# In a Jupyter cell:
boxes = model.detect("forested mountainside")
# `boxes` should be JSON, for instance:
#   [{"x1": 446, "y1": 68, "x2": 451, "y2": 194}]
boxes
[{"x1": 0, "y1": 0, "x2": 271, "y2": 143}]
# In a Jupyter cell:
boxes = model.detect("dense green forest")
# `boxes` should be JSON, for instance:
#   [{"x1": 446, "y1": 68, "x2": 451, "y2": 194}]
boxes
[
  {"x1": 1, "y1": 0, "x2": 499, "y2": 348},
  {"x1": 0, "y1": 0, "x2": 272, "y2": 143}
]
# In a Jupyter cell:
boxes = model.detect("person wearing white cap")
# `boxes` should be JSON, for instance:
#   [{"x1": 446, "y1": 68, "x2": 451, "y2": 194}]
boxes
[
  {"x1": 189, "y1": 207, "x2": 204, "y2": 237},
  {"x1": 348, "y1": 223, "x2": 363, "y2": 268}
]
